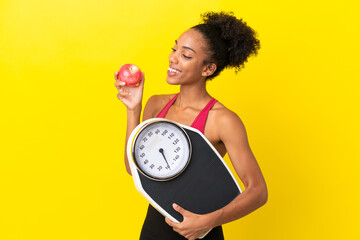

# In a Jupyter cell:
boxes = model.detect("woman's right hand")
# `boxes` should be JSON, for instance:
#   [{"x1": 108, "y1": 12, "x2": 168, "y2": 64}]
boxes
[{"x1": 114, "y1": 69, "x2": 145, "y2": 110}]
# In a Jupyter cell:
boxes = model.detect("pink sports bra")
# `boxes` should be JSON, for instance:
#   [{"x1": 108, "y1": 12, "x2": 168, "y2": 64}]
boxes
[{"x1": 156, "y1": 93, "x2": 218, "y2": 134}]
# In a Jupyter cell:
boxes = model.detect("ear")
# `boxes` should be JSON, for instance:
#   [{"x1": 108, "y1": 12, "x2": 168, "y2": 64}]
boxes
[{"x1": 202, "y1": 63, "x2": 217, "y2": 77}]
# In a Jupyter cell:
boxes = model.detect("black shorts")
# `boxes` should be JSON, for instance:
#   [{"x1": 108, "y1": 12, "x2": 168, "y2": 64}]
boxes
[{"x1": 140, "y1": 205, "x2": 224, "y2": 240}]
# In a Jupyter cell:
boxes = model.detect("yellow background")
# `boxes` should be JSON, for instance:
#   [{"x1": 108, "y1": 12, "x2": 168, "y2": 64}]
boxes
[{"x1": 1, "y1": 0, "x2": 359, "y2": 239}]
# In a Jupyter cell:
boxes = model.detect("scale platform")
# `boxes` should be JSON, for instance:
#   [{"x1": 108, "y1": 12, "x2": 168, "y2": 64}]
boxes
[{"x1": 127, "y1": 119, "x2": 242, "y2": 236}]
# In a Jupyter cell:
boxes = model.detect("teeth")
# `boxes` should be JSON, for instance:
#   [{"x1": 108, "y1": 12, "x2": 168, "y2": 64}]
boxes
[{"x1": 168, "y1": 67, "x2": 181, "y2": 74}]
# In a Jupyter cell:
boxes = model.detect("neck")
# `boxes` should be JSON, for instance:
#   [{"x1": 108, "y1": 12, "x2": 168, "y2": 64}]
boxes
[{"x1": 175, "y1": 81, "x2": 211, "y2": 109}]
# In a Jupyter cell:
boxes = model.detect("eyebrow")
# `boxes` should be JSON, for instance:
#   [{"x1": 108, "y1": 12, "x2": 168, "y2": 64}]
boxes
[{"x1": 175, "y1": 40, "x2": 196, "y2": 53}]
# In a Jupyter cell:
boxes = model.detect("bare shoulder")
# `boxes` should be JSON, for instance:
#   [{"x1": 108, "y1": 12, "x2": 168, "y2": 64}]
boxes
[
  {"x1": 143, "y1": 93, "x2": 177, "y2": 120},
  {"x1": 208, "y1": 102, "x2": 247, "y2": 140},
  {"x1": 212, "y1": 102, "x2": 244, "y2": 125}
]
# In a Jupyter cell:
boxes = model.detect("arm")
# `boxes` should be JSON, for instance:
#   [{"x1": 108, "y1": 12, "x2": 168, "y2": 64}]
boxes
[
  {"x1": 208, "y1": 112, "x2": 268, "y2": 225},
  {"x1": 114, "y1": 71, "x2": 145, "y2": 175},
  {"x1": 166, "y1": 111, "x2": 267, "y2": 239}
]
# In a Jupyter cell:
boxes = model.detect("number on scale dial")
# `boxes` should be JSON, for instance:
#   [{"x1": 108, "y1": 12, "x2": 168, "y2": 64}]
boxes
[{"x1": 132, "y1": 120, "x2": 192, "y2": 181}]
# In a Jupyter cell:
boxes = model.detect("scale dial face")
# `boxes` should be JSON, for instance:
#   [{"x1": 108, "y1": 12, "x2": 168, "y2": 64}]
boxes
[{"x1": 132, "y1": 120, "x2": 192, "y2": 181}]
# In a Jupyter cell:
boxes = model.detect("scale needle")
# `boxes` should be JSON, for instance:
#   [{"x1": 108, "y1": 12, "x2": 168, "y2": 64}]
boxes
[{"x1": 159, "y1": 148, "x2": 171, "y2": 170}]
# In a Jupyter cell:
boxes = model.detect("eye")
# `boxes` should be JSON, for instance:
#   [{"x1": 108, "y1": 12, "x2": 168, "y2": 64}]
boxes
[
  {"x1": 171, "y1": 48, "x2": 176, "y2": 52},
  {"x1": 182, "y1": 54, "x2": 192, "y2": 59}
]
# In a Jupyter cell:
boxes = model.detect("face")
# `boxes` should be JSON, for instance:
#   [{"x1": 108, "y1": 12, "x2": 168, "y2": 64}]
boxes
[{"x1": 166, "y1": 29, "x2": 213, "y2": 85}]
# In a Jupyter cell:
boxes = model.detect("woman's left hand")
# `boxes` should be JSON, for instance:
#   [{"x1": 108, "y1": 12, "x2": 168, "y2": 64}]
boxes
[{"x1": 165, "y1": 203, "x2": 213, "y2": 240}]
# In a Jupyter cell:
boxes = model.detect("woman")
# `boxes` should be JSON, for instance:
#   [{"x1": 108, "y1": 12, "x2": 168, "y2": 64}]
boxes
[{"x1": 114, "y1": 11, "x2": 268, "y2": 240}]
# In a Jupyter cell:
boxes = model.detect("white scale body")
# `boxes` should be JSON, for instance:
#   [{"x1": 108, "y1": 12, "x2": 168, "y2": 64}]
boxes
[{"x1": 127, "y1": 118, "x2": 242, "y2": 238}]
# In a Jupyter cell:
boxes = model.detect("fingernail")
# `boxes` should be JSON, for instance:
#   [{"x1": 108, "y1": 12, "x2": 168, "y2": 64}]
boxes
[{"x1": 173, "y1": 203, "x2": 177, "y2": 208}]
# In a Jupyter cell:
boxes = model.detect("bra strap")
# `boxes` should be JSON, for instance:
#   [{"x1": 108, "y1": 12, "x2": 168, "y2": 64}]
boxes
[
  {"x1": 156, "y1": 93, "x2": 179, "y2": 118},
  {"x1": 191, "y1": 98, "x2": 218, "y2": 134}
]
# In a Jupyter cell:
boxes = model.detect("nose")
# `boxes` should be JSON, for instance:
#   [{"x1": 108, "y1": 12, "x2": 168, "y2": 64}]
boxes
[{"x1": 169, "y1": 50, "x2": 178, "y2": 64}]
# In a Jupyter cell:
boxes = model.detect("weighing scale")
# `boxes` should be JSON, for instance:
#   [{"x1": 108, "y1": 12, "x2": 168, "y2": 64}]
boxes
[{"x1": 127, "y1": 118, "x2": 242, "y2": 238}]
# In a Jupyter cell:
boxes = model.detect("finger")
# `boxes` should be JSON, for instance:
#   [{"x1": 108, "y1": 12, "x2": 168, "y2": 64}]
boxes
[
  {"x1": 117, "y1": 94, "x2": 125, "y2": 101},
  {"x1": 114, "y1": 84, "x2": 125, "y2": 92},
  {"x1": 114, "y1": 81, "x2": 126, "y2": 89},
  {"x1": 165, "y1": 217, "x2": 174, "y2": 227},
  {"x1": 118, "y1": 91, "x2": 131, "y2": 97},
  {"x1": 165, "y1": 217, "x2": 181, "y2": 229},
  {"x1": 173, "y1": 203, "x2": 187, "y2": 216}
]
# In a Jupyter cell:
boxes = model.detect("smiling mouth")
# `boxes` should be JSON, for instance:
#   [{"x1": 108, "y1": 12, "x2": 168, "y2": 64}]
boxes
[{"x1": 168, "y1": 67, "x2": 181, "y2": 74}]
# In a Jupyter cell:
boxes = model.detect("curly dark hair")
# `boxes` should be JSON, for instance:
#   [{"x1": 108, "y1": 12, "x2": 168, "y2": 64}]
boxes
[{"x1": 192, "y1": 11, "x2": 260, "y2": 80}]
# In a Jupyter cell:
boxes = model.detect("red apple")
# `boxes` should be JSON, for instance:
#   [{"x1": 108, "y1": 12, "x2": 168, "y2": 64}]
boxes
[{"x1": 117, "y1": 64, "x2": 142, "y2": 86}]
